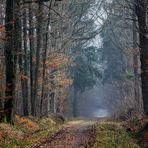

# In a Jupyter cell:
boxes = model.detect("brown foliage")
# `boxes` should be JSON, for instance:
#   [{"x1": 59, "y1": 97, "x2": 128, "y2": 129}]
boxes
[
  {"x1": 47, "y1": 53, "x2": 69, "y2": 69},
  {"x1": 57, "y1": 79, "x2": 73, "y2": 87},
  {"x1": 0, "y1": 123, "x2": 24, "y2": 146},
  {"x1": 0, "y1": 25, "x2": 5, "y2": 33},
  {"x1": 15, "y1": 115, "x2": 40, "y2": 134}
]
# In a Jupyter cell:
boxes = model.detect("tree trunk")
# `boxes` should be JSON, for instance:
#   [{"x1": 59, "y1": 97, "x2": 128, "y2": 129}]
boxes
[
  {"x1": 133, "y1": 3, "x2": 143, "y2": 111},
  {"x1": 4, "y1": 0, "x2": 20, "y2": 121},
  {"x1": 29, "y1": 4, "x2": 35, "y2": 115},
  {"x1": 22, "y1": 2, "x2": 29, "y2": 116},
  {"x1": 4, "y1": 0, "x2": 15, "y2": 122},
  {"x1": 40, "y1": 1, "x2": 52, "y2": 115},
  {"x1": 33, "y1": 1, "x2": 43, "y2": 116},
  {"x1": 14, "y1": 0, "x2": 22, "y2": 116},
  {"x1": 136, "y1": 0, "x2": 148, "y2": 115}
]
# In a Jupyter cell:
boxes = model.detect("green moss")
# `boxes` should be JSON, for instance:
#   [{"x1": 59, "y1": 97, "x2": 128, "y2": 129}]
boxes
[{"x1": 93, "y1": 121, "x2": 138, "y2": 148}]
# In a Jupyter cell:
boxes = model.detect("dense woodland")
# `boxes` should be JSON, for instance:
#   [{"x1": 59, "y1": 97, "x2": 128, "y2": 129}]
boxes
[{"x1": 0, "y1": 0, "x2": 148, "y2": 124}]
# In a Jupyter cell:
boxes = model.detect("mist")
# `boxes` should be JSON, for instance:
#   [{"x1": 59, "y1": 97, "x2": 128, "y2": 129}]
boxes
[{"x1": 77, "y1": 83, "x2": 119, "y2": 118}]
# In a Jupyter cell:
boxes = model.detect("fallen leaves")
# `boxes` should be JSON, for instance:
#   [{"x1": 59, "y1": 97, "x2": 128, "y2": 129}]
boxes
[
  {"x1": 15, "y1": 115, "x2": 40, "y2": 134},
  {"x1": 0, "y1": 123, "x2": 24, "y2": 146}
]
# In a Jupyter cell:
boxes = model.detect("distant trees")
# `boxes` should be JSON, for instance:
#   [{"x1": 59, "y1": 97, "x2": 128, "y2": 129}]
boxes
[
  {"x1": 67, "y1": 1, "x2": 102, "y2": 116},
  {"x1": 101, "y1": 0, "x2": 148, "y2": 116},
  {"x1": 99, "y1": 0, "x2": 143, "y2": 115},
  {"x1": 71, "y1": 45, "x2": 101, "y2": 116}
]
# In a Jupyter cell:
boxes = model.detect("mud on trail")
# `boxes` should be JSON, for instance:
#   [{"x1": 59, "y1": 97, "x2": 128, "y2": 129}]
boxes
[{"x1": 34, "y1": 120, "x2": 97, "y2": 148}]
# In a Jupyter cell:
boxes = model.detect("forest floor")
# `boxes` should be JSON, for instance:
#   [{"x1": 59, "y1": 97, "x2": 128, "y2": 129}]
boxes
[
  {"x1": 34, "y1": 119, "x2": 97, "y2": 148},
  {"x1": 0, "y1": 115, "x2": 147, "y2": 148},
  {"x1": 33, "y1": 118, "x2": 138, "y2": 148}
]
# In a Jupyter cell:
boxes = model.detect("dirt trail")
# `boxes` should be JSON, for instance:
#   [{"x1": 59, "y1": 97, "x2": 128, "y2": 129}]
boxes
[{"x1": 34, "y1": 120, "x2": 97, "y2": 148}]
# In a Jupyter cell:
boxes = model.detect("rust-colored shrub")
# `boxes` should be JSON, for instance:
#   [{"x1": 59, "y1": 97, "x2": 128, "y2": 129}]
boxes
[{"x1": 15, "y1": 115, "x2": 40, "y2": 134}]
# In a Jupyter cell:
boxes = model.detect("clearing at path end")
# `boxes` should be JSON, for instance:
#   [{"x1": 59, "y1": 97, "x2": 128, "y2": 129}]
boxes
[{"x1": 34, "y1": 120, "x2": 97, "y2": 148}]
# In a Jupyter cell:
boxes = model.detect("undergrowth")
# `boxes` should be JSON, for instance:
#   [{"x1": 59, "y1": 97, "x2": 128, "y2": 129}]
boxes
[
  {"x1": 93, "y1": 120, "x2": 139, "y2": 148},
  {"x1": 1, "y1": 117, "x2": 146, "y2": 148},
  {"x1": 0, "y1": 115, "x2": 65, "y2": 148},
  {"x1": 126, "y1": 117, "x2": 148, "y2": 148}
]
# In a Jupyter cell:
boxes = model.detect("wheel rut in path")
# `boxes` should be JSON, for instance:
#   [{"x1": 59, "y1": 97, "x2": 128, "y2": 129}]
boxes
[{"x1": 34, "y1": 120, "x2": 97, "y2": 148}]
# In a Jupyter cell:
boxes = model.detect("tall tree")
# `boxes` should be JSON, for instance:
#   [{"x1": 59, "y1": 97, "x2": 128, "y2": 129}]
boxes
[
  {"x1": 33, "y1": 1, "x2": 43, "y2": 116},
  {"x1": 4, "y1": 0, "x2": 15, "y2": 122},
  {"x1": 132, "y1": 1, "x2": 142, "y2": 110},
  {"x1": 135, "y1": 0, "x2": 148, "y2": 115},
  {"x1": 99, "y1": 0, "x2": 143, "y2": 114},
  {"x1": 4, "y1": 0, "x2": 20, "y2": 121},
  {"x1": 22, "y1": 1, "x2": 29, "y2": 116}
]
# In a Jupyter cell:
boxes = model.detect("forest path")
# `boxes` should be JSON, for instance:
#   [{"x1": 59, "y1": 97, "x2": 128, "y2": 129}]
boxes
[{"x1": 34, "y1": 119, "x2": 98, "y2": 148}]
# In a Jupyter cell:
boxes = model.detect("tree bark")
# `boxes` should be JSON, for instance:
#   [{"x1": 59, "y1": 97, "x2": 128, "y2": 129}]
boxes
[
  {"x1": 40, "y1": 1, "x2": 52, "y2": 116},
  {"x1": 4, "y1": 0, "x2": 15, "y2": 122},
  {"x1": 4, "y1": 0, "x2": 20, "y2": 121},
  {"x1": 133, "y1": 2, "x2": 143, "y2": 111},
  {"x1": 29, "y1": 4, "x2": 35, "y2": 115},
  {"x1": 22, "y1": 2, "x2": 29, "y2": 115},
  {"x1": 136, "y1": 0, "x2": 148, "y2": 115},
  {"x1": 33, "y1": 1, "x2": 43, "y2": 116}
]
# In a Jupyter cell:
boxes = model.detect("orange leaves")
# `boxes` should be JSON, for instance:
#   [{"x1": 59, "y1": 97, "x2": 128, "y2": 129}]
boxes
[
  {"x1": 38, "y1": 79, "x2": 43, "y2": 85},
  {"x1": 45, "y1": 84, "x2": 52, "y2": 91},
  {"x1": 15, "y1": 115, "x2": 40, "y2": 134},
  {"x1": 20, "y1": 74, "x2": 29, "y2": 80},
  {"x1": 32, "y1": 56, "x2": 36, "y2": 63},
  {"x1": 48, "y1": 61, "x2": 61, "y2": 68},
  {"x1": 44, "y1": 60, "x2": 49, "y2": 65},
  {"x1": 47, "y1": 53, "x2": 69, "y2": 69},
  {"x1": 19, "y1": 70, "x2": 29, "y2": 80},
  {"x1": 144, "y1": 60, "x2": 148, "y2": 63},
  {"x1": 0, "y1": 25, "x2": 5, "y2": 33},
  {"x1": 57, "y1": 79, "x2": 73, "y2": 87},
  {"x1": 0, "y1": 20, "x2": 15, "y2": 33}
]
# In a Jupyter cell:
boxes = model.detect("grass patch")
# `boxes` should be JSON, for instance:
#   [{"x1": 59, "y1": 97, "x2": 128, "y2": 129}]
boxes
[
  {"x1": 126, "y1": 118, "x2": 148, "y2": 147},
  {"x1": 93, "y1": 121, "x2": 139, "y2": 148}
]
